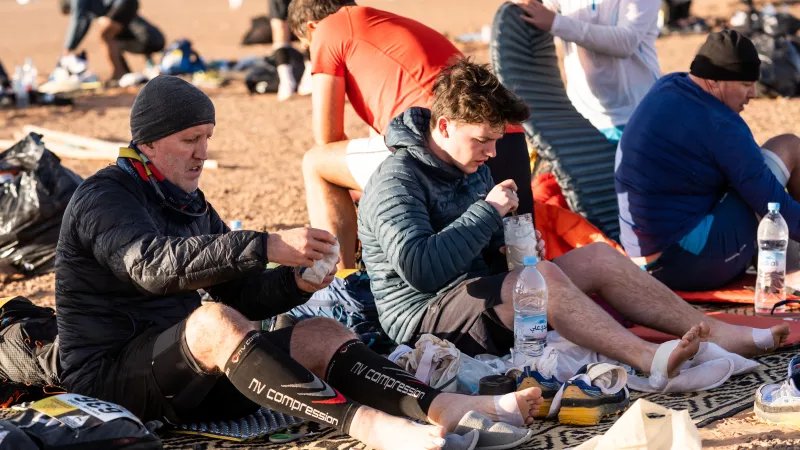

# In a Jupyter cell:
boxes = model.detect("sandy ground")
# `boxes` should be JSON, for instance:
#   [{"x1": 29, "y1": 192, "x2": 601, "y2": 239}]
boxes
[{"x1": 2, "y1": 0, "x2": 800, "y2": 447}]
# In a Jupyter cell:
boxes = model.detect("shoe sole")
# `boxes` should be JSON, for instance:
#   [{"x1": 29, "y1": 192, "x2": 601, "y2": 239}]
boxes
[
  {"x1": 517, "y1": 377, "x2": 557, "y2": 419},
  {"x1": 557, "y1": 386, "x2": 630, "y2": 426},
  {"x1": 755, "y1": 403, "x2": 800, "y2": 429}
]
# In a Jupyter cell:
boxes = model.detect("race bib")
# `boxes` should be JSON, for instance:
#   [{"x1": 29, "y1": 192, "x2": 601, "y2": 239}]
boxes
[{"x1": 30, "y1": 394, "x2": 141, "y2": 430}]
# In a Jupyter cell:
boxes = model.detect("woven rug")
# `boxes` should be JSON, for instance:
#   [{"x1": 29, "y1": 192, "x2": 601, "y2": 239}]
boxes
[{"x1": 154, "y1": 344, "x2": 800, "y2": 450}]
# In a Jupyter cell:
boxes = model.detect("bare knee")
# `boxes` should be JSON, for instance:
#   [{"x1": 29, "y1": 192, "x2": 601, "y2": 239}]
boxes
[
  {"x1": 536, "y1": 260, "x2": 572, "y2": 286},
  {"x1": 291, "y1": 317, "x2": 357, "y2": 374},
  {"x1": 763, "y1": 134, "x2": 800, "y2": 169},
  {"x1": 185, "y1": 303, "x2": 256, "y2": 371},
  {"x1": 302, "y1": 147, "x2": 323, "y2": 181}
]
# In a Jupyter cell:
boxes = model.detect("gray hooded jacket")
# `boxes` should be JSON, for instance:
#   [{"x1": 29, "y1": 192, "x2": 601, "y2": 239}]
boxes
[{"x1": 357, "y1": 107, "x2": 505, "y2": 345}]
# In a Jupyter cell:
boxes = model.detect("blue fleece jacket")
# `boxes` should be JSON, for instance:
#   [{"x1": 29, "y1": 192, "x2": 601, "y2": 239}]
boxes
[{"x1": 615, "y1": 72, "x2": 800, "y2": 258}]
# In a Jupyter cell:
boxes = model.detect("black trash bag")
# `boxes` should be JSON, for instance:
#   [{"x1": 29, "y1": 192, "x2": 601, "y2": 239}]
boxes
[
  {"x1": 0, "y1": 133, "x2": 82, "y2": 276},
  {"x1": 241, "y1": 15, "x2": 299, "y2": 45},
  {"x1": 245, "y1": 47, "x2": 305, "y2": 94},
  {"x1": 731, "y1": 2, "x2": 800, "y2": 98},
  {"x1": 5, "y1": 394, "x2": 162, "y2": 449}
]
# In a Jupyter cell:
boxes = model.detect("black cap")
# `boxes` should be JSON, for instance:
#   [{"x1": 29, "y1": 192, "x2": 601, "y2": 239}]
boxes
[
  {"x1": 690, "y1": 30, "x2": 761, "y2": 82},
  {"x1": 130, "y1": 75, "x2": 216, "y2": 144}
]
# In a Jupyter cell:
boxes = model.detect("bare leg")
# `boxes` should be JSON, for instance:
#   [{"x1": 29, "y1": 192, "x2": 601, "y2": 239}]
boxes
[
  {"x1": 96, "y1": 17, "x2": 126, "y2": 80},
  {"x1": 762, "y1": 134, "x2": 800, "y2": 287},
  {"x1": 553, "y1": 243, "x2": 790, "y2": 356},
  {"x1": 302, "y1": 141, "x2": 360, "y2": 269},
  {"x1": 185, "y1": 306, "x2": 447, "y2": 450},
  {"x1": 288, "y1": 318, "x2": 543, "y2": 431},
  {"x1": 489, "y1": 261, "x2": 702, "y2": 376}
]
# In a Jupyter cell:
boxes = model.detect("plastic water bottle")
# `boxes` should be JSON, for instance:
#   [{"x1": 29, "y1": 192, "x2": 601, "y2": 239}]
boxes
[
  {"x1": 229, "y1": 220, "x2": 242, "y2": 231},
  {"x1": 756, "y1": 202, "x2": 789, "y2": 315},
  {"x1": 513, "y1": 256, "x2": 548, "y2": 362},
  {"x1": 13, "y1": 66, "x2": 28, "y2": 108}
]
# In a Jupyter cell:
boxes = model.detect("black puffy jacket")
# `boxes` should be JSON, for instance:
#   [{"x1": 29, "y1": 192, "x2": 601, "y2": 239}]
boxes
[{"x1": 55, "y1": 165, "x2": 309, "y2": 393}]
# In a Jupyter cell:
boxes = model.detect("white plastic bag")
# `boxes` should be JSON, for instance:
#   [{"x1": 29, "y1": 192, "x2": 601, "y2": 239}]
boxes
[
  {"x1": 573, "y1": 399, "x2": 701, "y2": 450},
  {"x1": 388, "y1": 334, "x2": 461, "y2": 392}
]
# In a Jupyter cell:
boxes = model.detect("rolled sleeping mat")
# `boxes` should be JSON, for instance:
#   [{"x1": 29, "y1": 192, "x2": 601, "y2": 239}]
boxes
[{"x1": 489, "y1": 2, "x2": 620, "y2": 241}]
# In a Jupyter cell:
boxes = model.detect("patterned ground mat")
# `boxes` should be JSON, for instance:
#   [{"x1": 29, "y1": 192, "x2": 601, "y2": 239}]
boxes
[
  {"x1": 0, "y1": 344, "x2": 796, "y2": 449},
  {"x1": 155, "y1": 344, "x2": 800, "y2": 450}
]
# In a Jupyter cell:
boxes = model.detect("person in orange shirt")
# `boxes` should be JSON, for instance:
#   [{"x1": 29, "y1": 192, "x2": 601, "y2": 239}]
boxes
[{"x1": 288, "y1": 0, "x2": 532, "y2": 269}]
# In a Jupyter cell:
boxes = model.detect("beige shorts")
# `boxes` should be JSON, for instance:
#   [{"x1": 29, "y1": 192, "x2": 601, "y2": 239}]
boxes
[{"x1": 346, "y1": 136, "x2": 391, "y2": 190}]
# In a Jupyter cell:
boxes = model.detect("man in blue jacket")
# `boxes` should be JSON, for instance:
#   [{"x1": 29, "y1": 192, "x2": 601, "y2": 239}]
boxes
[
  {"x1": 616, "y1": 30, "x2": 800, "y2": 291},
  {"x1": 358, "y1": 59, "x2": 789, "y2": 387}
]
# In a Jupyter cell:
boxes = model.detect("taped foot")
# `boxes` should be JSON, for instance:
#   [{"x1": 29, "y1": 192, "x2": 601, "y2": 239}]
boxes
[
  {"x1": 428, "y1": 388, "x2": 543, "y2": 431},
  {"x1": 712, "y1": 322, "x2": 790, "y2": 357}
]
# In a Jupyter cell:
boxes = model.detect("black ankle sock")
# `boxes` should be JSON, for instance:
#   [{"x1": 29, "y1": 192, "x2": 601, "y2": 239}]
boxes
[
  {"x1": 325, "y1": 339, "x2": 441, "y2": 422},
  {"x1": 224, "y1": 331, "x2": 359, "y2": 433},
  {"x1": 274, "y1": 47, "x2": 291, "y2": 66}
]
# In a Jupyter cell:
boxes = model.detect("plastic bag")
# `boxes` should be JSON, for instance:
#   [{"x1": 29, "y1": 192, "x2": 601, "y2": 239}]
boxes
[
  {"x1": 0, "y1": 133, "x2": 82, "y2": 276},
  {"x1": 457, "y1": 354, "x2": 501, "y2": 395},
  {"x1": 389, "y1": 334, "x2": 461, "y2": 392},
  {"x1": 573, "y1": 399, "x2": 701, "y2": 450}
]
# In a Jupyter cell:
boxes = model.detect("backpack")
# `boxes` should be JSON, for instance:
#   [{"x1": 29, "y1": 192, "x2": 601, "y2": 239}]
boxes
[
  {"x1": 241, "y1": 15, "x2": 299, "y2": 45},
  {"x1": 159, "y1": 39, "x2": 206, "y2": 76},
  {"x1": 245, "y1": 47, "x2": 305, "y2": 95},
  {"x1": 0, "y1": 296, "x2": 61, "y2": 394}
]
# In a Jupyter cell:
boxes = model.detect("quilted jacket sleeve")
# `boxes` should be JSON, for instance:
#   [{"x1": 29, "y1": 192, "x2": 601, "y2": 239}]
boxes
[
  {"x1": 73, "y1": 178, "x2": 269, "y2": 295},
  {"x1": 203, "y1": 210, "x2": 311, "y2": 319},
  {"x1": 370, "y1": 167, "x2": 503, "y2": 293}
]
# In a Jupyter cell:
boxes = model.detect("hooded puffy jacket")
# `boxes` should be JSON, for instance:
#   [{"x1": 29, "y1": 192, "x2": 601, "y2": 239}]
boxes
[{"x1": 357, "y1": 107, "x2": 505, "y2": 345}]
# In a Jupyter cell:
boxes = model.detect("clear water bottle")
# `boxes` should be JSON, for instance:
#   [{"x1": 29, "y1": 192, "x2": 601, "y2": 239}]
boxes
[
  {"x1": 756, "y1": 202, "x2": 789, "y2": 315},
  {"x1": 513, "y1": 256, "x2": 548, "y2": 362},
  {"x1": 229, "y1": 220, "x2": 242, "y2": 231},
  {"x1": 13, "y1": 66, "x2": 28, "y2": 108}
]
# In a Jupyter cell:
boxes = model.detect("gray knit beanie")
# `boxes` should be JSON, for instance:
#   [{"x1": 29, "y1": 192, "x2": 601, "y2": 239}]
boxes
[{"x1": 130, "y1": 75, "x2": 216, "y2": 144}]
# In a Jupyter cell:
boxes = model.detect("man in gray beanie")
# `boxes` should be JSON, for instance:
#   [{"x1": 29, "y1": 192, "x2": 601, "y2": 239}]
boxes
[
  {"x1": 615, "y1": 30, "x2": 800, "y2": 294},
  {"x1": 54, "y1": 75, "x2": 545, "y2": 449}
]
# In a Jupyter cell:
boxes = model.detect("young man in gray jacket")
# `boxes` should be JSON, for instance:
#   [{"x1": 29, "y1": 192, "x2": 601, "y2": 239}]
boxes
[{"x1": 358, "y1": 59, "x2": 788, "y2": 383}]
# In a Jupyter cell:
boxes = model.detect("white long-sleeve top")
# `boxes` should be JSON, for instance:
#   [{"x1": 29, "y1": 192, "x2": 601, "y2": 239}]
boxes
[{"x1": 544, "y1": 0, "x2": 662, "y2": 130}]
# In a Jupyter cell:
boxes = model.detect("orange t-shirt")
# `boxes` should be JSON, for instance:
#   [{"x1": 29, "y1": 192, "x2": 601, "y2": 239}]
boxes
[
  {"x1": 311, "y1": 6, "x2": 461, "y2": 134},
  {"x1": 311, "y1": 6, "x2": 524, "y2": 136}
]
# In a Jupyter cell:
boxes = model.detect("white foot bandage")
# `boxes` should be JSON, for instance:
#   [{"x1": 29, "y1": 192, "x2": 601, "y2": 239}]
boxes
[
  {"x1": 753, "y1": 328, "x2": 775, "y2": 350},
  {"x1": 493, "y1": 393, "x2": 523, "y2": 426}
]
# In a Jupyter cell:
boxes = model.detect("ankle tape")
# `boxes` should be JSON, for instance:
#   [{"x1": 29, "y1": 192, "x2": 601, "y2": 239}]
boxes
[{"x1": 753, "y1": 328, "x2": 775, "y2": 350}]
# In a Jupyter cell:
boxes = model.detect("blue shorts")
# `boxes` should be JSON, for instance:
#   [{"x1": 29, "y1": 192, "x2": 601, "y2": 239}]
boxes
[{"x1": 645, "y1": 191, "x2": 758, "y2": 291}]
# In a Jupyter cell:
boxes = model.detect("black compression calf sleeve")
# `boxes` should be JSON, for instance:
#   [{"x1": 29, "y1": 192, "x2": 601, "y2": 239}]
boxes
[
  {"x1": 325, "y1": 340, "x2": 442, "y2": 422},
  {"x1": 224, "y1": 331, "x2": 359, "y2": 433},
  {"x1": 274, "y1": 46, "x2": 291, "y2": 67}
]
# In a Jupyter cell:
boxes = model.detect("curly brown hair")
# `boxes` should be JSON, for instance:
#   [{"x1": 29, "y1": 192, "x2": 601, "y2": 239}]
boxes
[
  {"x1": 430, "y1": 58, "x2": 529, "y2": 132},
  {"x1": 288, "y1": 0, "x2": 357, "y2": 39}
]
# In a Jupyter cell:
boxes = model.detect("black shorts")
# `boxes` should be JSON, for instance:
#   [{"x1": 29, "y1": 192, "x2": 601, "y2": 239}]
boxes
[
  {"x1": 106, "y1": 0, "x2": 139, "y2": 27},
  {"x1": 485, "y1": 132, "x2": 534, "y2": 216},
  {"x1": 88, "y1": 320, "x2": 294, "y2": 424},
  {"x1": 268, "y1": 0, "x2": 292, "y2": 20},
  {"x1": 414, "y1": 273, "x2": 514, "y2": 357}
]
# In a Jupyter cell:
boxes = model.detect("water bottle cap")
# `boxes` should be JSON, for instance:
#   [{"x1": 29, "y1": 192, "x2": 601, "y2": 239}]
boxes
[
  {"x1": 523, "y1": 256, "x2": 539, "y2": 266},
  {"x1": 768, "y1": 202, "x2": 780, "y2": 212}
]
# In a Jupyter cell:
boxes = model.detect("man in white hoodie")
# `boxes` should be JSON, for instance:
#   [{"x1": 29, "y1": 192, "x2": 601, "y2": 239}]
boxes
[{"x1": 511, "y1": 0, "x2": 661, "y2": 145}]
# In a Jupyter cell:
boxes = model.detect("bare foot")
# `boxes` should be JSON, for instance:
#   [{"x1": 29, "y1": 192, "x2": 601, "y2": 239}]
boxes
[
  {"x1": 349, "y1": 406, "x2": 447, "y2": 450},
  {"x1": 709, "y1": 322, "x2": 791, "y2": 358},
  {"x1": 427, "y1": 387, "x2": 544, "y2": 431},
  {"x1": 666, "y1": 323, "x2": 707, "y2": 377}
]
